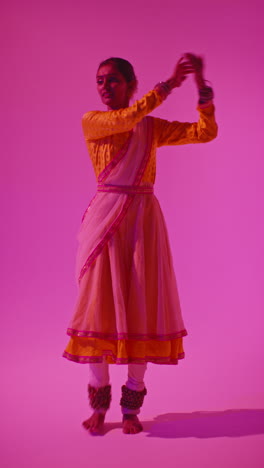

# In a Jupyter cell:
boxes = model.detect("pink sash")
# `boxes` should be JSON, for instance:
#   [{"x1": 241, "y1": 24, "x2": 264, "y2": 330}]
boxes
[{"x1": 76, "y1": 116, "x2": 153, "y2": 283}]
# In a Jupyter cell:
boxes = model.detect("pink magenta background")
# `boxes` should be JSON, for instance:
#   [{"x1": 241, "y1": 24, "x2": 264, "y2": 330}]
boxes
[{"x1": 1, "y1": 0, "x2": 264, "y2": 466}]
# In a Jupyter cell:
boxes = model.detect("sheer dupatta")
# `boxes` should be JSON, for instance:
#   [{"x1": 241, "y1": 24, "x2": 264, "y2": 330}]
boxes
[{"x1": 76, "y1": 116, "x2": 153, "y2": 284}]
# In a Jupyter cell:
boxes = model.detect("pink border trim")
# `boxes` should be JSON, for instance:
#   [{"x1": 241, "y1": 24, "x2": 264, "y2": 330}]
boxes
[
  {"x1": 81, "y1": 133, "x2": 133, "y2": 223},
  {"x1": 134, "y1": 117, "x2": 153, "y2": 186},
  {"x1": 67, "y1": 327, "x2": 187, "y2": 340},
  {"x1": 98, "y1": 132, "x2": 133, "y2": 183},
  {"x1": 81, "y1": 194, "x2": 96, "y2": 222},
  {"x1": 197, "y1": 100, "x2": 213, "y2": 109},
  {"x1": 78, "y1": 196, "x2": 133, "y2": 281},
  {"x1": 97, "y1": 184, "x2": 154, "y2": 195},
  {"x1": 78, "y1": 118, "x2": 154, "y2": 283},
  {"x1": 62, "y1": 350, "x2": 185, "y2": 365}
]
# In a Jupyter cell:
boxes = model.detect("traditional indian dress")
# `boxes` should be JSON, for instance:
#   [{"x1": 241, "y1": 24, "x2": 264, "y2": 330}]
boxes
[{"x1": 63, "y1": 88, "x2": 217, "y2": 366}]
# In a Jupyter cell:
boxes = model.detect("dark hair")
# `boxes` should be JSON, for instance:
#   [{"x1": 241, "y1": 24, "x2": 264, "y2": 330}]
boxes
[{"x1": 98, "y1": 57, "x2": 138, "y2": 95}]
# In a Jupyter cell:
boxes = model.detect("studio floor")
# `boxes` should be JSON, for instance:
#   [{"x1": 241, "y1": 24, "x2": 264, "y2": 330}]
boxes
[{"x1": 2, "y1": 347, "x2": 264, "y2": 468}]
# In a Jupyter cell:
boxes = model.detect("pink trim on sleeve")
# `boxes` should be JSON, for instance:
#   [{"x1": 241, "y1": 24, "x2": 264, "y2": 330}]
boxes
[{"x1": 197, "y1": 100, "x2": 214, "y2": 109}]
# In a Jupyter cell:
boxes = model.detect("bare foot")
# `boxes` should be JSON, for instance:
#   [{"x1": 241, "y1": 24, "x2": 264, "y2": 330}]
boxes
[
  {"x1": 82, "y1": 411, "x2": 105, "y2": 435},
  {"x1": 122, "y1": 415, "x2": 143, "y2": 434}
]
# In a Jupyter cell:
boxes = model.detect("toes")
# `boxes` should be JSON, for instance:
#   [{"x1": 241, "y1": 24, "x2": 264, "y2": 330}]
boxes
[
  {"x1": 82, "y1": 420, "x2": 91, "y2": 430},
  {"x1": 123, "y1": 423, "x2": 130, "y2": 434},
  {"x1": 122, "y1": 423, "x2": 130, "y2": 434},
  {"x1": 82, "y1": 415, "x2": 105, "y2": 434},
  {"x1": 132, "y1": 425, "x2": 140, "y2": 434},
  {"x1": 123, "y1": 419, "x2": 143, "y2": 434}
]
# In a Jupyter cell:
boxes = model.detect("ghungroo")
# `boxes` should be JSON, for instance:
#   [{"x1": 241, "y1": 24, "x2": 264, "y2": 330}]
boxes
[
  {"x1": 120, "y1": 385, "x2": 147, "y2": 410},
  {"x1": 88, "y1": 384, "x2": 111, "y2": 411}
]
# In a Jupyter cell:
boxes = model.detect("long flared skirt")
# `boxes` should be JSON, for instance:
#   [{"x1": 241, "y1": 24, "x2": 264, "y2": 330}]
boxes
[{"x1": 63, "y1": 193, "x2": 187, "y2": 364}]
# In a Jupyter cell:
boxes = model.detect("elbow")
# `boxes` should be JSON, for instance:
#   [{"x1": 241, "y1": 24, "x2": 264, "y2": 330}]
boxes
[
  {"x1": 201, "y1": 124, "x2": 218, "y2": 143},
  {"x1": 81, "y1": 113, "x2": 91, "y2": 139},
  {"x1": 210, "y1": 124, "x2": 218, "y2": 141}
]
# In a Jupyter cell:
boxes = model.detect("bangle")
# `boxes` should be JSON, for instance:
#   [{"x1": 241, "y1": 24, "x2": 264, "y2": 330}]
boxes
[
  {"x1": 154, "y1": 81, "x2": 172, "y2": 100},
  {"x1": 198, "y1": 86, "x2": 214, "y2": 104}
]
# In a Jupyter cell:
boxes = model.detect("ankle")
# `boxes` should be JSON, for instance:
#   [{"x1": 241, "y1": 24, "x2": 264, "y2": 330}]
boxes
[
  {"x1": 123, "y1": 414, "x2": 138, "y2": 421},
  {"x1": 88, "y1": 384, "x2": 111, "y2": 413},
  {"x1": 120, "y1": 385, "x2": 147, "y2": 414}
]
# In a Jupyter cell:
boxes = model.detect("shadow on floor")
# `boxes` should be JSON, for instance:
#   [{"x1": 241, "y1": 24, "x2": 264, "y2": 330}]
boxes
[{"x1": 103, "y1": 409, "x2": 264, "y2": 439}]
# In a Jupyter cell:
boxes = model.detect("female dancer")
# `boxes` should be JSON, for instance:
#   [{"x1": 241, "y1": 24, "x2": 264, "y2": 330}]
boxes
[{"x1": 63, "y1": 53, "x2": 218, "y2": 434}]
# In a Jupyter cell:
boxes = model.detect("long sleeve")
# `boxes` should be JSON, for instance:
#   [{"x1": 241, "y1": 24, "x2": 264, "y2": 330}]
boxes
[
  {"x1": 82, "y1": 89, "x2": 163, "y2": 141},
  {"x1": 153, "y1": 103, "x2": 218, "y2": 147}
]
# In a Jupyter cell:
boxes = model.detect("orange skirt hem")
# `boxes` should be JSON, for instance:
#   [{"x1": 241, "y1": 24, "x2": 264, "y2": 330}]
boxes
[{"x1": 63, "y1": 336, "x2": 185, "y2": 365}]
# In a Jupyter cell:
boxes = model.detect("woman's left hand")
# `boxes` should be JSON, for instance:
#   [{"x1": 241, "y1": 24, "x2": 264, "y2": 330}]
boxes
[{"x1": 184, "y1": 53, "x2": 206, "y2": 88}]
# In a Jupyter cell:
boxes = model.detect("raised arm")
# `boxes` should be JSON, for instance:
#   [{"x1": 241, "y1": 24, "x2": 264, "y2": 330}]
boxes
[
  {"x1": 153, "y1": 103, "x2": 218, "y2": 147},
  {"x1": 82, "y1": 89, "x2": 163, "y2": 141},
  {"x1": 153, "y1": 53, "x2": 218, "y2": 146}
]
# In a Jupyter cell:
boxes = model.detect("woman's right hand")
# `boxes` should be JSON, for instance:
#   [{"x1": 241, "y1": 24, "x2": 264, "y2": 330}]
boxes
[{"x1": 166, "y1": 56, "x2": 195, "y2": 89}]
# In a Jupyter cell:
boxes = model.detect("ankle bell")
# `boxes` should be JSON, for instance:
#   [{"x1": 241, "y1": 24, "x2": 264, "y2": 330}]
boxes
[{"x1": 88, "y1": 384, "x2": 112, "y2": 411}]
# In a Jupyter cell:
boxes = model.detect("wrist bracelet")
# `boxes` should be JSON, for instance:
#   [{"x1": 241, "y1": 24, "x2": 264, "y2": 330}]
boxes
[
  {"x1": 198, "y1": 86, "x2": 214, "y2": 104},
  {"x1": 154, "y1": 81, "x2": 172, "y2": 100}
]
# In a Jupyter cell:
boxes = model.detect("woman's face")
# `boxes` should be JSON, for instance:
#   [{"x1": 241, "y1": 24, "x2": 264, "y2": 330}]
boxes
[{"x1": 96, "y1": 64, "x2": 132, "y2": 110}]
